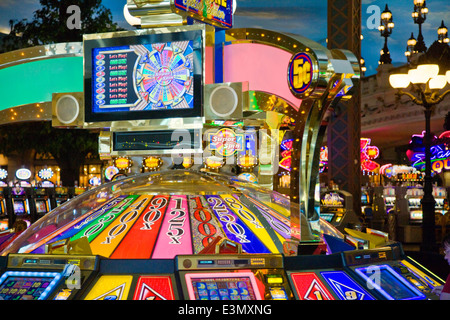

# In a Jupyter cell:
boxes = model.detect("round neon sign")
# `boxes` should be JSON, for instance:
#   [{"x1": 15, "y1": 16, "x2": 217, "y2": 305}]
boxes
[
  {"x1": 16, "y1": 168, "x2": 31, "y2": 180},
  {"x1": 288, "y1": 52, "x2": 313, "y2": 97}
]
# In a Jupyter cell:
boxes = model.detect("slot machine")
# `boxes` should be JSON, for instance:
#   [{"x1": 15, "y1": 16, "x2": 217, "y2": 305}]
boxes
[
  {"x1": 176, "y1": 254, "x2": 292, "y2": 300},
  {"x1": 433, "y1": 186, "x2": 448, "y2": 242},
  {"x1": 397, "y1": 186, "x2": 424, "y2": 243},
  {"x1": 360, "y1": 185, "x2": 373, "y2": 220},
  {"x1": 405, "y1": 186, "x2": 424, "y2": 223},
  {"x1": 342, "y1": 244, "x2": 444, "y2": 300},
  {"x1": 0, "y1": 187, "x2": 8, "y2": 230},
  {"x1": 54, "y1": 187, "x2": 70, "y2": 206},
  {"x1": 7, "y1": 186, "x2": 32, "y2": 227},
  {"x1": 31, "y1": 187, "x2": 56, "y2": 221},
  {"x1": 371, "y1": 186, "x2": 397, "y2": 231},
  {"x1": 0, "y1": 254, "x2": 99, "y2": 300},
  {"x1": 319, "y1": 189, "x2": 361, "y2": 231},
  {"x1": 81, "y1": 258, "x2": 179, "y2": 300},
  {"x1": 284, "y1": 252, "x2": 376, "y2": 300}
]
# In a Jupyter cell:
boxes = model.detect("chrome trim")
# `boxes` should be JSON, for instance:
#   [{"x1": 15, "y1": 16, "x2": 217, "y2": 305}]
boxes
[{"x1": 0, "y1": 42, "x2": 83, "y2": 69}]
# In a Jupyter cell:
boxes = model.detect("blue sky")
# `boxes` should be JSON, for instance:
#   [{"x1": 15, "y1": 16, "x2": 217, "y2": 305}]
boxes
[{"x1": 0, "y1": 0, "x2": 449, "y2": 76}]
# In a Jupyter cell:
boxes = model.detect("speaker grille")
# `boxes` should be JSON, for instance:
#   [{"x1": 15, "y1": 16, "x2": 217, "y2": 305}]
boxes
[
  {"x1": 209, "y1": 86, "x2": 238, "y2": 117},
  {"x1": 55, "y1": 95, "x2": 80, "y2": 124}
]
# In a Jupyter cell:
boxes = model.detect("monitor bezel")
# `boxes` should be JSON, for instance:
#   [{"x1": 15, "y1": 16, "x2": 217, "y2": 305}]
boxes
[
  {"x1": 83, "y1": 26, "x2": 206, "y2": 127},
  {"x1": 0, "y1": 270, "x2": 62, "y2": 300}
]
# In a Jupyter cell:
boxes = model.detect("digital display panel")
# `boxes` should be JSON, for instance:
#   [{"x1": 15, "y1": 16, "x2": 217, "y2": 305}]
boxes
[
  {"x1": 35, "y1": 200, "x2": 48, "y2": 214},
  {"x1": 320, "y1": 213, "x2": 334, "y2": 222},
  {"x1": 185, "y1": 272, "x2": 261, "y2": 300},
  {"x1": 112, "y1": 129, "x2": 201, "y2": 152},
  {"x1": 13, "y1": 200, "x2": 25, "y2": 214},
  {"x1": 0, "y1": 271, "x2": 62, "y2": 300},
  {"x1": 355, "y1": 264, "x2": 426, "y2": 300},
  {"x1": 84, "y1": 28, "x2": 203, "y2": 123}
]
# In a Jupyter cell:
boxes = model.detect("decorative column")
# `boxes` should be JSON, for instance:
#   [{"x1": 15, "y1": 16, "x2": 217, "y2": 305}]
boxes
[{"x1": 327, "y1": 0, "x2": 362, "y2": 216}]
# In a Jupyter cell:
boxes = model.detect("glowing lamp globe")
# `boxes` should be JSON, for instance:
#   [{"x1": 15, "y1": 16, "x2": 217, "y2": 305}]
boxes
[{"x1": 389, "y1": 74, "x2": 410, "y2": 88}]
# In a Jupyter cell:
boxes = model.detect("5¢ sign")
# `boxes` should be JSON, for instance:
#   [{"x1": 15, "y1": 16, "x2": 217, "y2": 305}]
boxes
[{"x1": 288, "y1": 52, "x2": 314, "y2": 97}]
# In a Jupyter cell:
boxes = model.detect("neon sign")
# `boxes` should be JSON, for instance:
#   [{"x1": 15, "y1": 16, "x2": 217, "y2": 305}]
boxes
[
  {"x1": 174, "y1": 0, "x2": 233, "y2": 29},
  {"x1": 319, "y1": 146, "x2": 328, "y2": 173},
  {"x1": 360, "y1": 138, "x2": 380, "y2": 174},
  {"x1": 15, "y1": 168, "x2": 31, "y2": 180},
  {"x1": 0, "y1": 169, "x2": 7, "y2": 180},
  {"x1": 288, "y1": 52, "x2": 313, "y2": 96},
  {"x1": 407, "y1": 131, "x2": 450, "y2": 173},
  {"x1": 38, "y1": 168, "x2": 54, "y2": 180},
  {"x1": 207, "y1": 128, "x2": 244, "y2": 156},
  {"x1": 321, "y1": 192, "x2": 344, "y2": 207},
  {"x1": 279, "y1": 137, "x2": 293, "y2": 171}
]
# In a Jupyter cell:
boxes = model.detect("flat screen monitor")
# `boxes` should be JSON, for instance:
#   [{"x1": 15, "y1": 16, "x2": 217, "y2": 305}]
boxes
[
  {"x1": 361, "y1": 193, "x2": 368, "y2": 204},
  {"x1": 354, "y1": 264, "x2": 426, "y2": 300},
  {"x1": 0, "y1": 219, "x2": 8, "y2": 231},
  {"x1": 0, "y1": 271, "x2": 62, "y2": 300},
  {"x1": 13, "y1": 200, "x2": 26, "y2": 214},
  {"x1": 185, "y1": 272, "x2": 262, "y2": 300},
  {"x1": 84, "y1": 27, "x2": 204, "y2": 124},
  {"x1": 35, "y1": 199, "x2": 48, "y2": 214},
  {"x1": 320, "y1": 213, "x2": 334, "y2": 222}
]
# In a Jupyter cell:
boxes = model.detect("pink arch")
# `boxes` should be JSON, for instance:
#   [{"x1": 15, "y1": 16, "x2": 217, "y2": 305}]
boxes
[{"x1": 223, "y1": 42, "x2": 302, "y2": 111}]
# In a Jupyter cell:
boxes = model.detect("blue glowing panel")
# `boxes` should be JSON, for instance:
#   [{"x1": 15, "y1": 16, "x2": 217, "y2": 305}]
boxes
[
  {"x1": 0, "y1": 271, "x2": 62, "y2": 300},
  {"x1": 354, "y1": 264, "x2": 426, "y2": 300},
  {"x1": 320, "y1": 271, "x2": 375, "y2": 300}
]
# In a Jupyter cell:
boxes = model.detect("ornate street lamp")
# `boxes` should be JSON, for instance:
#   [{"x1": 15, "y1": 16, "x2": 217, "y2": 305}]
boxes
[
  {"x1": 389, "y1": 65, "x2": 450, "y2": 252},
  {"x1": 379, "y1": 4, "x2": 394, "y2": 64},
  {"x1": 438, "y1": 20, "x2": 449, "y2": 44},
  {"x1": 360, "y1": 57, "x2": 366, "y2": 76},
  {"x1": 405, "y1": 33, "x2": 417, "y2": 63},
  {"x1": 412, "y1": 0, "x2": 428, "y2": 53}
]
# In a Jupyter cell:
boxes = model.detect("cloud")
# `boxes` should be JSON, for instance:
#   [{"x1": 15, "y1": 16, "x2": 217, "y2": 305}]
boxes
[
  {"x1": 0, "y1": 0, "x2": 37, "y2": 8},
  {"x1": 361, "y1": 0, "x2": 378, "y2": 4},
  {"x1": 0, "y1": 26, "x2": 9, "y2": 34}
]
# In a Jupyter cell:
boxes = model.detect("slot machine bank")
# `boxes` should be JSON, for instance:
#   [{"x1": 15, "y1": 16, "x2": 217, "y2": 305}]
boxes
[
  {"x1": 1, "y1": 0, "x2": 440, "y2": 302},
  {"x1": 320, "y1": 189, "x2": 361, "y2": 231}
]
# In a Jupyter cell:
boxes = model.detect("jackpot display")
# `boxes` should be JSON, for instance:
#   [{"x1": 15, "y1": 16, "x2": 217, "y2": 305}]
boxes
[{"x1": 84, "y1": 27, "x2": 204, "y2": 124}]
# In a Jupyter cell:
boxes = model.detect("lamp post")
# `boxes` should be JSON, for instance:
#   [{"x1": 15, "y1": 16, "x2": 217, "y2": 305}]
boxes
[
  {"x1": 437, "y1": 20, "x2": 449, "y2": 44},
  {"x1": 405, "y1": 33, "x2": 417, "y2": 63},
  {"x1": 360, "y1": 57, "x2": 366, "y2": 76},
  {"x1": 389, "y1": 66, "x2": 450, "y2": 252},
  {"x1": 379, "y1": 4, "x2": 394, "y2": 64},
  {"x1": 412, "y1": 0, "x2": 428, "y2": 53}
]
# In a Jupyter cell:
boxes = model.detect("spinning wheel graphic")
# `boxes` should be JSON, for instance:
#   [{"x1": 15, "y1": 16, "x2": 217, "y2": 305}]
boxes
[{"x1": 135, "y1": 41, "x2": 194, "y2": 110}]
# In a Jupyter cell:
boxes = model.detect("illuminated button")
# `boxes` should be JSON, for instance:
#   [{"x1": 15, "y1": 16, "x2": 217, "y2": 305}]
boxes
[
  {"x1": 250, "y1": 258, "x2": 265, "y2": 266},
  {"x1": 266, "y1": 275, "x2": 283, "y2": 284},
  {"x1": 198, "y1": 260, "x2": 215, "y2": 266},
  {"x1": 24, "y1": 259, "x2": 38, "y2": 264}
]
